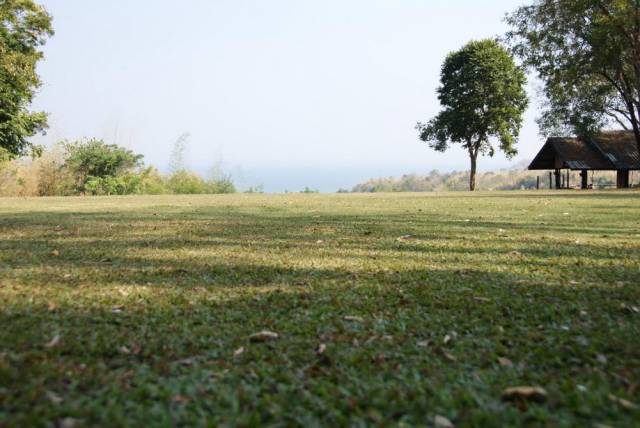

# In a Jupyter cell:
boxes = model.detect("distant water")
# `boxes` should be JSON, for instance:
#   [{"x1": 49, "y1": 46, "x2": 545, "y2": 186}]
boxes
[{"x1": 224, "y1": 164, "x2": 509, "y2": 193}]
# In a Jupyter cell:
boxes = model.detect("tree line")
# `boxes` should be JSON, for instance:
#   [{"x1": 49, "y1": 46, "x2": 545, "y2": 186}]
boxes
[{"x1": 0, "y1": 138, "x2": 235, "y2": 197}]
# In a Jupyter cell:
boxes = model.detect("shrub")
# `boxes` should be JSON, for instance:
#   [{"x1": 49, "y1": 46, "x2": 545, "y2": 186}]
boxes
[
  {"x1": 168, "y1": 170, "x2": 208, "y2": 194},
  {"x1": 64, "y1": 139, "x2": 143, "y2": 192}
]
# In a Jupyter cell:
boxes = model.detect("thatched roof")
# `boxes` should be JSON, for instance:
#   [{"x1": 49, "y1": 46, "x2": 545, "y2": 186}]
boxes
[{"x1": 529, "y1": 131, "x2": 640, "y2": 170}]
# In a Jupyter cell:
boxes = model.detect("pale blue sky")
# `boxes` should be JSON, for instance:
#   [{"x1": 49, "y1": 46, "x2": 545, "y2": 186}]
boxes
[{"x1": 33, "y1": 0, "x2": 536, "y2": 191}]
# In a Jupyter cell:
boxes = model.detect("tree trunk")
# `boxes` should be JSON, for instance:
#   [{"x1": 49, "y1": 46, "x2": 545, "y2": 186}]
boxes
[
  {"x1": 631, "y1": 111, "x2": 640, "y2": 157},
  {"x1": 469, "y1": 154, "x2": 477, "y2": 191}
]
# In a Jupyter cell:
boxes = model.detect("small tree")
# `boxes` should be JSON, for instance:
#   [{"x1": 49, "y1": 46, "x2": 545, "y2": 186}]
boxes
[
  {"x1": 417, "y1": 39, "x2": 528, "y2": 191},
  {"x1": 63, "y1": 139, "x2": 143, "y2": 192},
  {"x1": 0, "y1": 0, "x2": 53, "y2": 161}
]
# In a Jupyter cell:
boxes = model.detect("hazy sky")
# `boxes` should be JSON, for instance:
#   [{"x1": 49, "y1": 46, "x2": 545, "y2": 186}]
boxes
[{"x1": 33, "y1": 0, "x2": 538, "y2": 191}]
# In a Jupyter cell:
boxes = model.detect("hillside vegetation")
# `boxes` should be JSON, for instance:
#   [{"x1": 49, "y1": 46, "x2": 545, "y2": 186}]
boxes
[
  {"x1": 1, "y1": 192, "x2": 639, "y2": 426},
  {"x1": 351, "y1": 169, "x2": 639, "y2": 192}
]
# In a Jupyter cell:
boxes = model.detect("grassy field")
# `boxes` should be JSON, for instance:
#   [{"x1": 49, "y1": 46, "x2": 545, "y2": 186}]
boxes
[{"x1": 1, "y1": 191, "x2": 639, "y2": 427}]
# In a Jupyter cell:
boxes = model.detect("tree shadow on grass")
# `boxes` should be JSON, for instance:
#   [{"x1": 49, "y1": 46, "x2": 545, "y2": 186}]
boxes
[{"x1": 1, "y1": 263, "x2": 639, "y2": 427}]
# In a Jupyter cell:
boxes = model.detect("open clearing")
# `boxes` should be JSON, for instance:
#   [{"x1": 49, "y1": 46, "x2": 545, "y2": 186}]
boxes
[{"x1": 1, "y1": 192, "x2": 639, "y2": 427}]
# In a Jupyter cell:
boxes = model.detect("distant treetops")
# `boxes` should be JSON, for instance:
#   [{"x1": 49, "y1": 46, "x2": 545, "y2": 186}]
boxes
[{"x1": 417, "y1": 39, "x2": 528, "y2": 191}]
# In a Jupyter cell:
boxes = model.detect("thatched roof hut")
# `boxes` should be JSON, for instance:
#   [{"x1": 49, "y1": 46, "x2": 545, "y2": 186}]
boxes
[{"x1": 529, "y1": 131, "x2": 640, "y2": 188}]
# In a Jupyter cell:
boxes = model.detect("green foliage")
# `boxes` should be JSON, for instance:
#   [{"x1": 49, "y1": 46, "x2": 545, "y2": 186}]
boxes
[
  {"x1": 84, "y1": 173, "x2": 144, "y2": 196},
  {"x1": 0, "y1": 0, "x2": 53, "y2": 159},
  {"x1": 137, "y1": 166, "x2": 171, "y2": 195},
  {"x1": 166, "y1": 170, "x2": 236, "y2": 195},
  {"x1": 0, "y1": 142, "x2": 238, "y2": 197},
  {"x1": 300, "y1": 186, "x2": 319, "y2": 193},
  {"x1": 1, "y1": 193, "x2": 639, "y2": 426},
  {"x1": 417, "y1": 39, "x2": 528, "y2": 191},
  {"x1": 506, "y1": 0, "x2": 640, "y2": 148},
  {"x1": 167, "y1": 170, "x2": 208, "y2": 194},
  {"x1": 207, "y1": 176, "x2": 236, "y2": 194},
  {"x1": 63, "y1": 139, "x2": 144, "y2": 192}
]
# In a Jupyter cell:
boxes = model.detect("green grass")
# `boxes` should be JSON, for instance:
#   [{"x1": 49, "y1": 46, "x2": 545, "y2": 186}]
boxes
[{"x1": 1, "y1": 191, "x2": 639, "y2": 427}]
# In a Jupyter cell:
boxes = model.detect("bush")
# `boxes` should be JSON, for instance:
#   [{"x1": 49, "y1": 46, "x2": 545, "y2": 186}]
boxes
[
  {"x1": 138, "y1": 167, "x2": 171, "y2": 195},
  {"x1": 168, "y1": 170, "x2": 208, "y2": 194},
  {"x1": 84, "y1": 174, "x2": 144, "y2": 196},
  {"x1": 64, "y1": 139, "x2": 143, "y2": 192}
]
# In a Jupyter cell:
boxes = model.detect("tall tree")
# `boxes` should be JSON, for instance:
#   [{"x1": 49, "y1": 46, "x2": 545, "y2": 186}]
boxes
[
  {"x1": 417, "y1": 39, "x2": 528, "y2": 191},
  {"x1": 507, "y1": 0, "x2": 640, "y2": 154},
  {"x1": 0, "y1": 0, "x2": 53, "y2": 161}
]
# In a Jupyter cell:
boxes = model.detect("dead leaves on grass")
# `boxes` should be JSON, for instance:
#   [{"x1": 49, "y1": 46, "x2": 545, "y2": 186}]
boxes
[
  {"x1": 608, "y1": 394, "x2": 638, "y2": 410},
  {"x1": 497, "y1": 357, "x2": 513, "y2": 367},
  {"x1": 502, "y1": 386, "x2": 548, "y2": 403},
  {"x1": 434, "y1": 415, "x2": 455, "y2": 428},
  {"x1": 249, "y1": 331, "x2": 279, "y2": 342},
  {"x1": 44, "y1": 334, "x2": 61, "y2": 349}
]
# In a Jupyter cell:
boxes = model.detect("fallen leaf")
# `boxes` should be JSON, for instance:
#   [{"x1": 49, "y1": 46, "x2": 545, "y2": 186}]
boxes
[
  {"x1": 59, "y1": 418, "x2": 80, "y2": 428},
  {"x1": 442, "y1": 352, "x2": 457, "y2": 362},
  {"x1": 50, "y1": 249, "x2": 60, "y2": 257},
  {"x1": 120, "y1": 346, "x2": 131, "y2": 355},
  {"x1": 416, "y1": 340, "x2": 430, "y2": 348},
  {"x1": 434, "y1": 415, "x2": 455, "y2": 428},
  {"x1": 343, "y1": 316, "x2": 364, "y2": 322},
  {"x1": 316, "y1": 343, "x2": 327, "y2": 355},
  {"x1": 177, "y1": 357, "x2": 197, "y2": 366},
  {"x1": 473, "y1": 296, "x2": 491, "y2": 303},
  {"x1": 46, "y1": 390, "x2": 63, "y2": 405},
  {"x1": 443, "y1": 334, "x2": 452, "y2": 345},
  {"x1": 498, "y1": 357, "x2": 513, "y2": 367},
  {"x1": 608, "y1": 394, "x2": 637, "y2": 410},
  {"x1": 233, "y1": 346, "x2": 245, "y2": 356},
  {"x1": 249, "y1": 331, "x2": 279, "y2": 342},
  {"x1": 502, "y1": 386, "x2": 548, "y2": 403},
  {"x1": 45, "y1": 334, "x2": 61, "y2": 348},
  {"x1": 396, "y1": 235, "x2": 414, "y2": 242}
]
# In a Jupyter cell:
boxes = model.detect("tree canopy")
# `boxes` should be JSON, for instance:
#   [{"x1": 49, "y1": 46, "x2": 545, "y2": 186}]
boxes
[
  {"x1": 63, "y1": 139, "x2": 144, "y2": 192},
  {"x1": 0, "y1": 0, "x2": 53, "y2": 161},
  {"x1": 506, "y1": 0, "x2": 640, "y2": 152},
  {"x1": 417, "y1": 39, "x2": 528, "y2": 191}
]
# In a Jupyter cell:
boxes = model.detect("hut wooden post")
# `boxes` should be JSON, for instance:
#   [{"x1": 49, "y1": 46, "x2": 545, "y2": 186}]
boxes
[
  {"x1": 617, "y1": 170, "x2": 630, "y2": 188},
  {"x1": 549, "y1": 172, "x2": 553, "y2": 189},
  {"x1": 580, "y1": 170, "x2": 588, "y2": 189},
  {"x1": 554, "y1": 169, "x2": 561, "y2": 189},
  {"x1": 536, "y1": 176, "x2": 540, "y2": 190},
  {"x1": 566, "y1": 170, "x2": 570, "y2": 188}
]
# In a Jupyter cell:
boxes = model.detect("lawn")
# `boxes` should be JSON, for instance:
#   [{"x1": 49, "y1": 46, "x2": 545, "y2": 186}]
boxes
[{"x1": 1, "y1": 191, "x2": 639, "y2": 427}]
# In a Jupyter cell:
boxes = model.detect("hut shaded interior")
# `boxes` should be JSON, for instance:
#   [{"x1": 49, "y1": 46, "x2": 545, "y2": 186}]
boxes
[{"x1": 529, "y1": 131, "x2": 640, "y2": 189}]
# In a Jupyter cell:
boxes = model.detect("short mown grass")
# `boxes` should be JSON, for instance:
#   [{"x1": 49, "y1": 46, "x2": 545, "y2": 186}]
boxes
[{"x1": 1, "y1": 191, "x2": 639, "y2": 427}]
